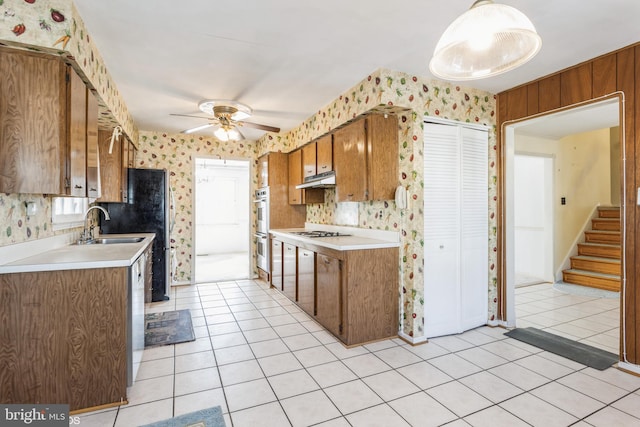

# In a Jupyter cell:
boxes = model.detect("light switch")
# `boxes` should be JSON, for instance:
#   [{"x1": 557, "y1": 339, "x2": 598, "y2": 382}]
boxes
[
  {"x1": 26, "y1": 201, "x2": 37, "y2": 216},
  {"x1": 637, "y1": 188, "x2": 640, "y2": 205}
]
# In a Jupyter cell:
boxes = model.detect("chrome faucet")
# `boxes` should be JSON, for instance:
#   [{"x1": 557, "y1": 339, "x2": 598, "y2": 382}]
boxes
[{"x1": 79, "y1": 205, "x2": 111, "y2": 244}]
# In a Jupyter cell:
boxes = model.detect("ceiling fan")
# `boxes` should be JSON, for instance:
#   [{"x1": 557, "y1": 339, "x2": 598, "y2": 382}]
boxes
[{"x1": 171, "y1": 99, "x2": 280, "y2": 141}]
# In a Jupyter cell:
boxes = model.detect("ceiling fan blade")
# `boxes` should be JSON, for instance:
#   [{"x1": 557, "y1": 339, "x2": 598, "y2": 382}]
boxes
[
  {"x1": 182, "y1": 123, "x2": 214, "y2": 134},
  {"x1": 239, "y1": 120, "x2": 280, "y2": 133},
  {"x1": 170, "y1": 113, "x2": 212, "y2": 120}
]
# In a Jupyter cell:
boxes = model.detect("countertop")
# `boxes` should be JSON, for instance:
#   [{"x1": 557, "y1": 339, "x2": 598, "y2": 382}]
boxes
[
  {"x1": 270, "y1": 225, "x2": 400, "y2": 251},
  {"x1": 0, "y1": 233, "x2": 155, "y2": 274}
]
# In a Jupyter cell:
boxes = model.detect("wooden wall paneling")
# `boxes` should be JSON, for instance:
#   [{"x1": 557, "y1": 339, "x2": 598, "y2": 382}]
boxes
[
  {"x1": 592, "y1": 54, "x2": 617, "y2": 97},
  {"x1": 560, "y1": 62, "x2": 593, "y2": 106},
  {"x1": 527, "y1": 82, "x2": 539, "y2": 116},
  {"x1": 505, "y1": 86, "x2": 528, "y2": 121},
  {"x1": 538, "y1": 74, "x2": 561, "y2": 112},
  {"x1": 617, "y1": 46, "x2": 636, "y2": 362},
  {"x1": 621, "y1": 45, "x2": 638, "y2": 362}
]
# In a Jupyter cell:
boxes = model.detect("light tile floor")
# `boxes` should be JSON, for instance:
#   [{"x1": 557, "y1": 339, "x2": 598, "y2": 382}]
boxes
[{"x1": 77, "y1": 280, "x2": 640, "y2": 427}]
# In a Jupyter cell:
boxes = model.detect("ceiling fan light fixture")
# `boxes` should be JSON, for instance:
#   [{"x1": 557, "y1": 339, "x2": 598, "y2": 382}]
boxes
[
  {"x1": 198, "y1": 99, "x2": 252, "y2": 121},
  {"x1": 214, "y1": 125, "x2": 241, "y2": 142},
  {"x1": 429, "y1": 0, "x2": 541, "y2": 81}
]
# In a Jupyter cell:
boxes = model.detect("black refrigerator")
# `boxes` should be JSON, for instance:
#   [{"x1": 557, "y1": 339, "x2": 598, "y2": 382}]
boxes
[{"x1": 100, "y1": 168, "x2": 171, "y2": 302}]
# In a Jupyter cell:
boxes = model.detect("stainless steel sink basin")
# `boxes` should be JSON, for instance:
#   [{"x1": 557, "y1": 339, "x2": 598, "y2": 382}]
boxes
[{"x1": 90, "y1": 237, "x2": 145, "y2": 244}]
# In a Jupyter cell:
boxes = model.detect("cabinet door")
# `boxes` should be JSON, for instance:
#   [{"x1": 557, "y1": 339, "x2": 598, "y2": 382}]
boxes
[
  {"x1": 271, "y1": 239, "x2": 283, "y2": 290},
  {"x1": 86, "y1": 92, "x2": 100, "y2": 199},
  {"x1": 97, "y1": 129, "x2": 123, "y2": 202},
  {"x1": 302, "y1": 143, "x2": 317, "y2": 178},
  {"x1": 366, "y1": 114, "x2": 398, "y2": 200},
  {"x1": 316, "y1": 253, "x2": 342, "y2": 338},
  {"x1": 297, "y1": 249, "x2": 315, "y2": 315},
  {"x1": 333, "y1": 119, "x2": 367, "y2": 201},
  {"x1": 316, "y1": 134, "x2": 333, "y2": 173},
  {"x1": 283, "y1": 243, "x2": 297, "y2": 301},
  {"x1": 288, "y1": 149, "x2": 303, "y2": 205},
  {"x1": 67, "y1": 68, "x2": 87, "y2": 197},
  {"x1": 0, "y1": 48, "x2": 66, "y2": 194},
  {"x1": 121, "y1": 137, "x2": 130, "y2": 202}
]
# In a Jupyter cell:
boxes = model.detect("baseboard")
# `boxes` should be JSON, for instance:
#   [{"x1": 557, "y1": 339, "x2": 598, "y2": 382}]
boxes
[
  {"x1": 171, "y1": 280, "x2": 192, "y2": 287},
  {"x1": 397, "y1": 330, "x2": 428, "y2": 345},
  {"x1": 618, "y1": 361, "x2": 640, "y2": 376}
]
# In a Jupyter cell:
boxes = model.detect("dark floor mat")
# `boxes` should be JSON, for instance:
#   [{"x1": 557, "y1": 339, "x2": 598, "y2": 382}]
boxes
[
  {"x1": 145, "y1": 309, "x2": 195, "y2": 348},
  {"x1": 504, "y1": 327, "x2": 618, "y2": 370}
]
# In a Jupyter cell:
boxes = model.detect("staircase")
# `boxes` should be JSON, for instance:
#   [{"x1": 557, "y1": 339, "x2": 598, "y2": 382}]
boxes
[{"x1": 562, "y1": 206, "x2": 621, "y2": 292}]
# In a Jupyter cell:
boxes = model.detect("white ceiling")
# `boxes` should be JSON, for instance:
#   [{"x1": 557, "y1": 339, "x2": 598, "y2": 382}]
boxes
[{"x1": 73, "y1": 0, "x2": 640, "y2": 140}]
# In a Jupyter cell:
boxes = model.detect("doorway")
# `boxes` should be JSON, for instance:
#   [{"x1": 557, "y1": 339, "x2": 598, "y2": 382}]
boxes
[
  {"x1": 514, "y1": 154, "x2": 554, "y2": 287},
  {"x1": 503, "y1": 97, "x2": 622, "y2": 355},
  {"x1": 193, "y1": 157, "x2": 251, "y2": 283}
]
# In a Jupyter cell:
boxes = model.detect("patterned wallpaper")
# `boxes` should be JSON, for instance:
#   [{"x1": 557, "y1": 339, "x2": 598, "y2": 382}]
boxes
[
  {"x1": 257, "y1": 68, "x2": 498, "y2": 339},
  {"x1": 0, "y1": 0, "x2": 137, "y2": 140},
  {"x1": 136, "y1": 132, "x2": 259, "y2": 284},
  {"x1": 0, "y1": 0, "x2": 138, "y2": 248},
  {"x1": 0, "y1": 0, "x2": 498, "y2": 340}
]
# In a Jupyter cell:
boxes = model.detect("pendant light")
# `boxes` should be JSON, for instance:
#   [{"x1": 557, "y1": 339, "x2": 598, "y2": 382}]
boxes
[{"x1": 429, "y1": 0, "x2": 541, "y2": 80}]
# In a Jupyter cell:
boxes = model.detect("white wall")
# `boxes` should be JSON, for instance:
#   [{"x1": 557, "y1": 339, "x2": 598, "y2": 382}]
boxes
[
  {"x1": 515, "y1": 128, "x2": 612, "y2": 271},
  {"x1": 195, "y1": 160, "x2": 250, "y2": 255}
]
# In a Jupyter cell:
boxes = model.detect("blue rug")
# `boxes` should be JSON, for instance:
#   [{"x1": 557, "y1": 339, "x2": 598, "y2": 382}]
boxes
[{"x1": 139, "y1": 406, "x2": 225, "y2": 427}]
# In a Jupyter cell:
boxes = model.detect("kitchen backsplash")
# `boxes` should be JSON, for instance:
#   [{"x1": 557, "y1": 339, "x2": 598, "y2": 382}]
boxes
[{"x1": 258, "y1": 68, "x2": 498, "y2": 339}]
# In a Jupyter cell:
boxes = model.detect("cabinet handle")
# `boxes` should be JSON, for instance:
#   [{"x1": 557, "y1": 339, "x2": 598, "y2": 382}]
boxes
[
  {"x1": 324, "y1": 258, "x2": 331, "y2": 264},
  {"x1": 74, "y1": 185, "x2": 83, "y2": 189},
  {"x1": 321, "y1": 165, "x2": 327, "y2": 169},
  {"x1": 90, "y1": 187, "x2": 97, "y2": 191},
  {"x1": 303, "y1": 252, "x2": 309, "y2": 257},
  {"x1": 347, "y1": 194, "x2": 353, "y2": 197}
]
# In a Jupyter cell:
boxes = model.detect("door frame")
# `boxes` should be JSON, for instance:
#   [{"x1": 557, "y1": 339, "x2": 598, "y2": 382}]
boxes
[
  {"x1": 500, "y1": 95, "x2": 624, "y2": 340},
  {"x1": 191, "y1": 156, "x2": 253, "y2": 283}
]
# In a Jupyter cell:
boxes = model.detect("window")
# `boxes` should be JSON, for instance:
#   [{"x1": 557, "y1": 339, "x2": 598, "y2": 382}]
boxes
[{"x1": 51, "y1": 197, "x2": 88, "y2": 230}]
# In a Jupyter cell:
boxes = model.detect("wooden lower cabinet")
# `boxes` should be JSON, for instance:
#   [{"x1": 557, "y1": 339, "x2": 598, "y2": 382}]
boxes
[
  {"x1": 316, "y1": 253, "x2": 342, "y2": 338},
  {"x1": 283, "y1": 243, "x2": 297, "y2": 301},
  {"x1": 297, "y1": 249, "x2": 315, "y2": 315},
  {"x1": 271, "y1": 239, "x2": 283, "y2": 291},
  {"x1": 272, "y1": 235, "x2": 398, "y2": 346},
  {"x1": 0, "y1": 267, "x2": 128, "y2": 411}
]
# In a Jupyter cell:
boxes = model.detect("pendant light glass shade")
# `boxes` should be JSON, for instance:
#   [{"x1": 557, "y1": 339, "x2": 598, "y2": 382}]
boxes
[{"x1": 429, "y1": 0, "x2": 541, "y2": 80}]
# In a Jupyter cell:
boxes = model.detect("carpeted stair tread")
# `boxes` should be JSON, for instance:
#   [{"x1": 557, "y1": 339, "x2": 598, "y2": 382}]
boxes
[{"x1": 504, "y1": 327, "x2": 618, "y2": 370}]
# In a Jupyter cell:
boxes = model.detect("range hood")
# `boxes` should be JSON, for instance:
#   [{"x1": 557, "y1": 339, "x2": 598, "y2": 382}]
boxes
[{"x1": 295, "y1": 171, "x2": 336, "y2": 189}]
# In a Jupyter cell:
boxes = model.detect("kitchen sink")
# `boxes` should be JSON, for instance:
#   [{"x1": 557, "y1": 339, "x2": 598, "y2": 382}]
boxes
[{"x1": 77, "y1": 237, "x2": 145, "y2": 245}]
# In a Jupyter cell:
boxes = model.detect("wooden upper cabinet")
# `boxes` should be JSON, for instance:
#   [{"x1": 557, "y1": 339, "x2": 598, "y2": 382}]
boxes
[
  {"x1": 302, "y1": 143, "x2": 317, "y2": 178},
  {"x1": 316, "y1": 134, "x2": 333, "y2": 173},
  {"x1": 86, "y1": 92, "x2": 100, "y2": 199},
  {"x1": 97, "y1": 129, "x2": 125, "y2": 202},
  {"x1": 366, "y1": 114, "x2": 398, "y2": 200},
  {"x1": 0, "y1": 47, "x2": 96, "y2": 196},
  {"x1": 67, "y1": 67, "x2": 88, "y2": 197},
  {"x1": 288, "y1": 149, "x2": 303, "y2": 205},
  {"x1": 333, "y1": 114, "x2": 398, "y2": 202},
  {"x1": 0, "y1": 48, "x2": 66, "y2": 194},
  {"x1": 334, "y1": 118, "x2": 367, "y2": 202}
]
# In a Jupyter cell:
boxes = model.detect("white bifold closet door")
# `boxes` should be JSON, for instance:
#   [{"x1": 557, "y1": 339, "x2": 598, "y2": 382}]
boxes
[{"x1": 423, "y1": 120, "x2": 488, "y2": 338}]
